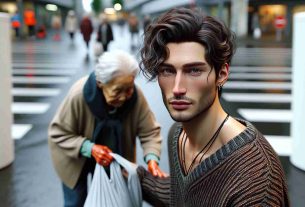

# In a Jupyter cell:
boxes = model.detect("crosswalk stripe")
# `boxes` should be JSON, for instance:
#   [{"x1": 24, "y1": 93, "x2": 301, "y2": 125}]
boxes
[
  {"x1": 13, "y1": 63, "x2": 79, "y2": 68},
  {"x1": 13, "y1": 49, "x2": 72, "y2": 53},
  {"x1": 13, "y1": 69, "x2": 77, "y2": 75},
  {"x1": 222, "y1": 93, "x2": 291, "y2": 103},
  {"x1": 229, "y1": 73, "x2": 291, "y2": 80},
  {"x1": 238, "y1": 109, "x2": 292, "y2": 122},
  {"x1": 12, "y1": 124, "x2": 32, "y2": 139},
  {"x1": 12, "y1": 88, "x2": 61, "y2": 96},
  {"x1": 13, "y1": 102, "x2": 50, "y2": 114},
  {"x1": 13, "y1": 61, "x2": 76, "y2": 64},
  {"x1": 225, "y1": 81, "x2": 291, "y2": 90},
  {"x1": 236, "y1": 48, "x2": 292, "y2": 53},
  {"x1": 13, "y1": 76, "x2": 70, "y2": 84},
  {"x1": 266, "y1": 135, "x2": 292, "y2": 156},
  {"x1": 230, "y1": 66, "x2": 291, "y2": 73}
]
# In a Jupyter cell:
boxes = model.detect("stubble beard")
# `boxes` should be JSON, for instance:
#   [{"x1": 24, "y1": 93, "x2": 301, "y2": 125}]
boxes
[{"x1": 161, "y1": 90, "x2": 217, "y2": 123}]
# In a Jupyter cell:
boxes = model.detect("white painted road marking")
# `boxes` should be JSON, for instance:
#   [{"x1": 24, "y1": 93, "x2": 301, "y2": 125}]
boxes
[
  {"x1": 223, "y1": 93, "x2": 291, "y2": 103},
  {"x1": 230, "y1": 66, "x2": 291, "y2": 73},
  {"x1": 13, "y1": 69, "x2": 77, "y2": 75},
  {"x1": 13, "y1": 76, "x2": 70, "y2": 84},
  {"x1": 12, "y1": 124, "x2": 32, "y2": 139},
  {"x1": 225, "y1": 81, "x2": 291, "y2": 90},
  {"x1": 230, "y1": 73, "x2": 291, "y2": 80},
  {"x1": 238, "y1": 109, "x2": 292, "y2": 122},
  {"x1": 266, "y1": 135, "x2": 292, "y2": 156},
  {"x1": 13, "y1": 102, "x2": 50, "y2": 114},
  {"x1": 12, "y1": 88, "x2": 61, "y2": 97}
]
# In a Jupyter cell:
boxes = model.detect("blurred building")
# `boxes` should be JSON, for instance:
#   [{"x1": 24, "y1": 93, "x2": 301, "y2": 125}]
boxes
[
  {"x1": 0, "y1": 0, "x2": 88, "y2": 38},
  {"x1": 249, "y1": 0, "x2": 305, "y2": 40},
  {"x1": 124, "y1": 0, "x2": 305, "y2": 40},
  {"x1": 2, "y1": 0, "x2": 304, "y2": 40}
]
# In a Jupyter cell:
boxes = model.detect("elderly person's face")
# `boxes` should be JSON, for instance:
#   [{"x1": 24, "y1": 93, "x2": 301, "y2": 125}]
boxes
[{"x1": 97, "y1": 74, "x2": 135, "y2": 108}]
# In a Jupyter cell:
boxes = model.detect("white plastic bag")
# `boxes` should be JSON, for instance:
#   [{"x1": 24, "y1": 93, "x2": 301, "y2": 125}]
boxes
[
  {"x1": 253, "y1": 28, "x2": 261, "y2": 39},
  {"x1": 84, "y1": 153, "x2": 142, "y2": 207},
  {"x1": 94, "y1": 42, "x2": 104, "y2": 57}
]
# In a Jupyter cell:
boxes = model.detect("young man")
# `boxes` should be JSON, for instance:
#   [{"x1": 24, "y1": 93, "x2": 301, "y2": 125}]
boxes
[
  {"x1": 137, "y1": 8, "x2": 289, "y2": 206},
  {"x1": 48, "y1": 50, "x2": 166, "y2": 207}
]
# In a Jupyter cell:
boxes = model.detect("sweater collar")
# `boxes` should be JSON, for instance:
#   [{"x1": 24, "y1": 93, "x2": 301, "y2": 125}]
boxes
[{"x1": 173, "y1": 118, "x2": 257, "y2": 181}]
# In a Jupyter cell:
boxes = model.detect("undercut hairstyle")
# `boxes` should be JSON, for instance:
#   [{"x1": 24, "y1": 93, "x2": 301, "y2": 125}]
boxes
[
  {"x1": 95, "y1": 50, "x2": 139, "y2": 84},
  {"x1": 140, "y1": 8, "x2": 236, "y2": 80}
]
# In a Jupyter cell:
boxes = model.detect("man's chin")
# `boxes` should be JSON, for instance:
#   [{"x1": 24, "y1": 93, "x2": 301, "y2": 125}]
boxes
[{"x1": 169, "y1": 112, "x2": 193, "y2": 123}]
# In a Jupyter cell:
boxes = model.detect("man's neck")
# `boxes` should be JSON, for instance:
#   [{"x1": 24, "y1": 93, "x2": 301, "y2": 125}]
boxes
[{"x1": 182, "y1": 99, "x2": 227, "y2": 151}]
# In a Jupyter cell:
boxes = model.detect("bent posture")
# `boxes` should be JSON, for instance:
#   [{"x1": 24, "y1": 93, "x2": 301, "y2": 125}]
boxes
[{"x1": 49, "y1": 50, "x2": 166, "y2": 207}]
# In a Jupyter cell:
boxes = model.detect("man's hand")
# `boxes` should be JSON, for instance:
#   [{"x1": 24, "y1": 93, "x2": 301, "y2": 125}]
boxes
[
  {"x1": 91, "y1": 144, "x2": 113, "y2": 166},
  {"x1": 147, "y1": 160, "x2": 168, "y2": 178}
]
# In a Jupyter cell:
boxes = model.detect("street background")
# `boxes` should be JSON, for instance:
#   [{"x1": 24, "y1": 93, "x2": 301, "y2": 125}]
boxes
[{"x1": 1, "y1": 0, "x2": 305, "y2": 206}]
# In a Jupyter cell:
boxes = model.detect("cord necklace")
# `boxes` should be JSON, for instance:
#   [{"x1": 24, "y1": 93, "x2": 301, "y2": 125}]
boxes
[{"x1": 181, "y1": 114, "x2": 229, "y2": 175}]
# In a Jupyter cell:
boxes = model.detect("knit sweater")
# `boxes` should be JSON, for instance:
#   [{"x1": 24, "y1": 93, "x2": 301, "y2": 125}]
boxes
[{"x1": 137, "y1": 119, "x2": 290, "y2": 206}]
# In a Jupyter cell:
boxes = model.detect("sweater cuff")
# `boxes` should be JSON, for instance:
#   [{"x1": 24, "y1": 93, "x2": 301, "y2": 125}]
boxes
[
  {"x1": 144, "y1": 153, "x2": 160, "y2": 165},
  {"x1": 80, "y1": 140, "x2": 94, "y2": 158}
]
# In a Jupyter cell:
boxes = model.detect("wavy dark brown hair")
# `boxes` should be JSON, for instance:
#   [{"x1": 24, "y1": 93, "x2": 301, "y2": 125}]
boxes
[{"x1": 140, "y1": 8, "x2": 236, "y2": 81}]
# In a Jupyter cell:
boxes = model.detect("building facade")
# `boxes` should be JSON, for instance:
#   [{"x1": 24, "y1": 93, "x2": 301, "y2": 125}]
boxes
[{"x1": 124, "y1": 0, "x2": 305, "y2": 39}]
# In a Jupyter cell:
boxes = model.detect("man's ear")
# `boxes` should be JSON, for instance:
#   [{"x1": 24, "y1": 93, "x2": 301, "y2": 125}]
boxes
[{"x1": 217, "y1": 63, "x2": 229, "y2": 86}]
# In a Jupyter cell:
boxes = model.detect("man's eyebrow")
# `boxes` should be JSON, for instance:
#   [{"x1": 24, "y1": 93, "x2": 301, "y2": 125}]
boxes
[
  {"x1": 160, "y1": 62, "x2": 206, "y2": 68},
  {"x1": 183, "y1": 62, "x2": 207, "y2": 68}
]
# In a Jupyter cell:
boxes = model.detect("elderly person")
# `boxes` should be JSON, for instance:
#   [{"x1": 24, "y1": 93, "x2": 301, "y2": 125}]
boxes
[
  {"x1": 65, "y1": 10, "x2": 78, "y2": 41},
  {"x1": 48, "y1": 50, "x2": 166, "y2": 207}
]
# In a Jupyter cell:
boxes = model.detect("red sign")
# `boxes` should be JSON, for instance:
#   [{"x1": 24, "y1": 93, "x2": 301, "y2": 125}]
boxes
[{"x1": 274, "y1": 16, "x2": 287, "y2": 29}]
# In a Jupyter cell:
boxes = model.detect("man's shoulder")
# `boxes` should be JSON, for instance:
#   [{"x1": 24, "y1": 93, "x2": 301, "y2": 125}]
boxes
[
  {"x1": 167, "y1": 122, "x2": 181, "y2": 146},
  {"x1": 255, "y1": 132, "x2": 285, "y2": 170},
  {"x1": 168, "y1": 122, "x2": 180, "y2": 139},
  {"x1": 228, "y1": 129, "x2": 285, "y2": 179}
]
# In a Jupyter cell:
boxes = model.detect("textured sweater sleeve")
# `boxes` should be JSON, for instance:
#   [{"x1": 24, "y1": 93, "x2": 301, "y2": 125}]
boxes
[{"x1": 137, "y1": 166, "x2": 170, "y2": 207}]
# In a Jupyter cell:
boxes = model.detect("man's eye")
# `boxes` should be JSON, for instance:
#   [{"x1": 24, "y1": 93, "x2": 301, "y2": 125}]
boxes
[
  {"x1": 187, "y1": 68, "x2": 203, "y2": 76},
  {"x1": 158, "y1": 68, "x2": 175, "y2": 76}
]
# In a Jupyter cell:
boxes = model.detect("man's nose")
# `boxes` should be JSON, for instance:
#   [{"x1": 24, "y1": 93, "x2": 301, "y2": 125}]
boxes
[{"x1": 172, "y1": 72, "x2": 187, "y2": 96}]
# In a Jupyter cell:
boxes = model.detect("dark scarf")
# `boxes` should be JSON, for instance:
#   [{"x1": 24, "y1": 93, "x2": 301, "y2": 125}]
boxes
[{"x1": 83, "y1": 72, "x2": 137, "y2": 155}]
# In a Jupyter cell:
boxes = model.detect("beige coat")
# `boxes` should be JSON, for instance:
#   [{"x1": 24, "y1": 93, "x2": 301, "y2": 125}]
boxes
[{"x1": 48, "y1": 76, "x2": 162, "y2": 189}]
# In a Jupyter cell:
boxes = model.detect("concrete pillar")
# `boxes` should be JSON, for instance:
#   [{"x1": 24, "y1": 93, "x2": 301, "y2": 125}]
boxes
[
  {"x1": 290, "y1": 12, "x2": 305, "y2": 171},
  {"x1": 230, "y1": 0, "x2": 248, "y2": 37},
  {"x1": 0, "y1": 13, "x2": 14, "y2": 169}
]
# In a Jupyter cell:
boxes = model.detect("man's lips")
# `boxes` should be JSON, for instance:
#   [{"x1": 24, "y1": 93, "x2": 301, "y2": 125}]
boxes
[{"x1": 169, "y1": 100, "x2": 191, "y2": 110}]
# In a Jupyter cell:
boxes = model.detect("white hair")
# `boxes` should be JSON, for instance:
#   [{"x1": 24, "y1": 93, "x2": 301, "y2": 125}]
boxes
[{"x1": 95, "y1": 50, "x2": 139, "y2": 84}]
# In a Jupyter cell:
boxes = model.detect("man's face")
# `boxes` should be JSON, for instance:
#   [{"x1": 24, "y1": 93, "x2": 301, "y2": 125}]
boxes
[
  {"x1": 157, "y1": 42, "x2": 218, "y2": 122},
  {"x1": 97, "y1": 74, "x2": 135, "y2": 108}
]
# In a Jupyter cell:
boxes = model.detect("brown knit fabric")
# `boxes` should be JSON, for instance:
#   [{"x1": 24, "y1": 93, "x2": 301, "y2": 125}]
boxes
[{"x1": 137, "y1": 119, "x2": 290, "y2": 207}]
